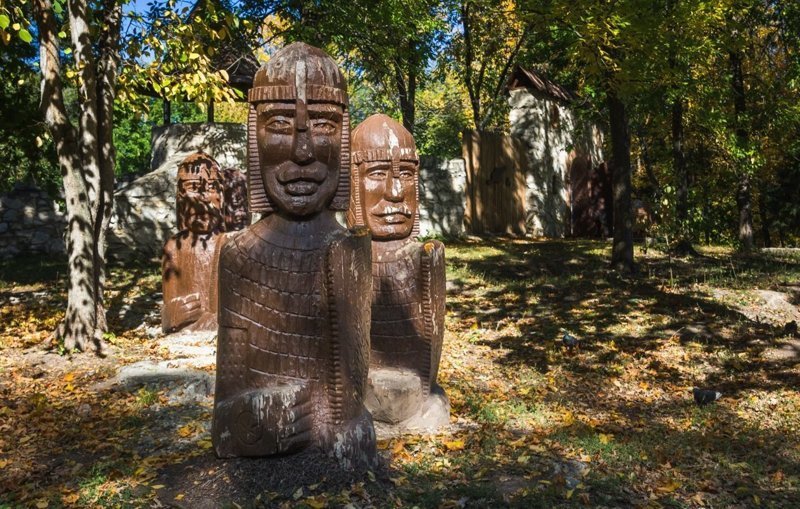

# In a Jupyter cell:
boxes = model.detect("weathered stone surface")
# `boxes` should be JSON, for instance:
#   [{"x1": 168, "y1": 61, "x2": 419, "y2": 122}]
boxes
[
  {"x1": 108, "y1": 122, "x2": 247, "y2": 261},
  {"x1": 508, "y1": 87, "x2": 604, "y2": 238},
  {"x1": 366, "y1": 368, "x2": 450, "y2": 434},
  {"x1": 418, "y1": 156, "x2": 465, "y2": 238},
  {"x1": 0, "y1": 184, "x2": 66, "y2": 259}
]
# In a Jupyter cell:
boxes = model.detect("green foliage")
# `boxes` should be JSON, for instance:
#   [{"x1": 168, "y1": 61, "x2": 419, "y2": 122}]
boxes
[
  {"x1": 0, "y1": 39, "x2": 60, "y2": 195},
  {"x1": 414, "y1": 74, "x2": 470, "y2": 157}
]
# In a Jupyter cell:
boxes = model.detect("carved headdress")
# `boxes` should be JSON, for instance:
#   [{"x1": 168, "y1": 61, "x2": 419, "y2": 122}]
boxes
[
  {"x1": 347, "y1": 114, "x2": 420, "y2": 236},
  {"x1": 247, "y1": 42, "x2": 351, "y2": 212}
]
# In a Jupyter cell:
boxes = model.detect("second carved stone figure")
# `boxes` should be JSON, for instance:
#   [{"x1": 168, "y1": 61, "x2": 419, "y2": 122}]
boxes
[{"x1": 348, "y1": 114, "x2": 449, "y2": 430}]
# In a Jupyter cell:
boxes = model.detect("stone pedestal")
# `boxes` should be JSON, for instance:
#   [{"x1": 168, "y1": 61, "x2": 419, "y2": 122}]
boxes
[{"x1": 366, "y1": 368, "x2": 450, "y2": 434}]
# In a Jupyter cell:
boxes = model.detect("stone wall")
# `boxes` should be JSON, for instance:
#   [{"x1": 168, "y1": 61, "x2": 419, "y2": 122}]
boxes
[
  {"x1": 418, "y1": 156, "x2": 466, "y2": 238},
  {"x1": 0, "y1": 184, "x2": 66, "y2": 259},
  {"x1": 508, "y1": 88, "x2": 604, "y2": 238},
  {"x1": 108, "y1": 122, "x2": 247, "y2": 261}
]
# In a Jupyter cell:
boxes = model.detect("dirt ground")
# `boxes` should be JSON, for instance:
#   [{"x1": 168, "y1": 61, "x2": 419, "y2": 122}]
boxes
[{"x1": 1, "y1": 239, "x2": 799, "y2": 508}]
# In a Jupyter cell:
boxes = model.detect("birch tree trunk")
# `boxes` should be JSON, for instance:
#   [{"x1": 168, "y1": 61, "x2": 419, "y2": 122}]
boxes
[{"x1": 33, "y1": 0, "x2": 121, "y2": 353}]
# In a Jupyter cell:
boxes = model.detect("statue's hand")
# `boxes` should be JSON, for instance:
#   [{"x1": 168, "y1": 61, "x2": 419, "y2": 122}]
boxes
[
  {"x1": 213, "y1": 383, "x2": 314, "y2": 457},
  {"x1": 176, "y1": 292, "x2": 202, "y2": 322}
]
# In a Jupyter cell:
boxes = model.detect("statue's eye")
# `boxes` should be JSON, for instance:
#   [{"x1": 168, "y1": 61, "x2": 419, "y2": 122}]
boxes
[
  {"x1": 366, "y1": 167, "x2": 389, "y2": 180},
  {"x1": 398, "y1": 165, "x2": 416, "y2": 180},
  {"x1": 265, "y1": 116, "x2": 292, "y2": 133},
  {"x1": 312, "y1": 119, "x2": 337, "y2": 135}
]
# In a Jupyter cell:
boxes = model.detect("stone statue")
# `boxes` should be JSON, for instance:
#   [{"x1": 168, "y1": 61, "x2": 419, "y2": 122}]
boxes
[
  {"x1": 222, "y1": 167, "x2": 250, "y2": 231},
  {"x1": 161, "y1": 152, "x2": 224, "y2": 333},
  {"x1": 212, "y1": 42, "x2": 377, "y2": 470},
  {"x1": 347, "y1": 114, "x2": 449, "y2": 431}
]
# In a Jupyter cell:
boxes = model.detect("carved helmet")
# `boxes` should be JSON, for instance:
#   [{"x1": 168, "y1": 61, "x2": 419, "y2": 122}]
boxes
[
  {"x1": 347, "y1": 114, "x2": 420, "y2": 236},
  {"x1": 246, "y1": 42, "x2": 351, "y2": 212}
]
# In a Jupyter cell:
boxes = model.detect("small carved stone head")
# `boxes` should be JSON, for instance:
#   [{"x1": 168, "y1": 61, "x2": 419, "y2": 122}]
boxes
[
  {"x1": 176, "y1": 152, "x2": 224, "y2": 234},
  {"x1": 347, "y1": 114, "x2": 419, "y2": 240},
  {"x1": 247, "y1": 42, "x2": 351, "y2": 217}
]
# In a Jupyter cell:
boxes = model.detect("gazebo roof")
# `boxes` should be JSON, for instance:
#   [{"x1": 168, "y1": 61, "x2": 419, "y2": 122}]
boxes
[{"x1": 506, "y1": 65, "x2": 575, "y2": 103}]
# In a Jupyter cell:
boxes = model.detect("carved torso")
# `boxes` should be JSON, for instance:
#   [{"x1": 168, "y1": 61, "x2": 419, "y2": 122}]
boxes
[
  {"x1": 213, "y1": 215, "x2": 373, "y2": 457},
  {"x1": 371, "y1": 242, "x2": 427, "y2": 374},
  {"x1": 216, "y1": 220, "x2": 330, "y2": 401},
  {"x1": 162, "y1": 231, "x2": 221, "y2": 332}
]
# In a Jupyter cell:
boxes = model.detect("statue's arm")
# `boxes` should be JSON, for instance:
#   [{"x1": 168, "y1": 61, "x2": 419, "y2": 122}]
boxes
[
  {"x1": 325, "y1": 227, "x2": 372, "y2": 425},
  {"x1": 421, "y1": 240, "x2": 446, "y2": 392},
  {"x1": 161, "y1": 238, "x2": 201, "y2": 332}
]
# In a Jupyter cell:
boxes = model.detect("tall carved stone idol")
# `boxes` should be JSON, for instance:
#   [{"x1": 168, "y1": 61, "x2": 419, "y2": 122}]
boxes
[
  {"x1": 347, "y1": 114, "x2": 449, "y2": 431},
  {"x1": 162, "y1": 152, "x2": 224, "y2": 333},
  {"x1": 212, "y1": 43, "x2": 377, "y2": 469}
]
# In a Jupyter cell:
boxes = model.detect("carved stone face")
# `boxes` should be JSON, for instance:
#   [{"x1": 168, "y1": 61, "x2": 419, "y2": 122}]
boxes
[
  {"x1": 177, "y1": 153, "x2": 224, "y2": 234},
  {"x1": 361, "y1": 159, "x2": 417, "y2": 240},
  {"x1": 249, "y1": 42, "x2": 349, "y2": 217},
  {"x1": 257, "y1": 101, "x2": 343, "y2": 217},
  {"x1": 350, "y1": 114, "x2": 419, "y2": 240}
]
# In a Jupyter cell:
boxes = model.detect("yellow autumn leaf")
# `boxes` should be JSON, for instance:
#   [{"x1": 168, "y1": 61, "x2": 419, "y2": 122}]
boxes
[
  {"x1": 0, "y1": 459, "x2": 8, "y2": 469},
  {"x1": 306, "y1": 497, "x2": 326, "y2": 509},
  {"x1": 175, "y1": 494, "x2": 185, "y2": 500},
  {"x1": 35, "y1": 500, "x2": 48, "y2": 509},
  {"x1": 443, "y1": 439, "x2": 465, "y2": 451},
  {"x1": 598, "y1": 433, "x2": 613, "y2": 444},
  {"x1": 658, "y1": 480, "x2": 681, "y2": 493},
  {"x1": 177, "y1": 424, "x2": 194, "y2": 437},
  {"x1": 63, "y1": 372, "x2": 75, "y2": 382}
]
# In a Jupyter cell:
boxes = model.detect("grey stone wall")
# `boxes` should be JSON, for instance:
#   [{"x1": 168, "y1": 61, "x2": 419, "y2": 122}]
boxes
[
  {"x1": 108, "y1": 122, "x2": 247, "y2": 261},
  {"x1": 0, "y1": 184, "x2": 66, "y2": 259},
  {"x1": 418, "y1": 156, "x2": 466, "y2": 238},
  {"x1": 508, "y1": 89, "x2": 604, "y2": 238}
]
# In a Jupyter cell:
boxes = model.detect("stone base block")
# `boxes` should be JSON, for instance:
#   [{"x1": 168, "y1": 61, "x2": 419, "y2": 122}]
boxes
[{"x1": 366, "y1": 368, "x2": 450, "y2": 435}]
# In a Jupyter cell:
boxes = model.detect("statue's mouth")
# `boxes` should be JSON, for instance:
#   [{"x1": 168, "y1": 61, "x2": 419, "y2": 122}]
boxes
[
  {"x1": 284, "y1": 180, "x2": 319, "y2": 196},
  {"x1": 373, "y1": 207, "x2": 412, "y2": 224}
]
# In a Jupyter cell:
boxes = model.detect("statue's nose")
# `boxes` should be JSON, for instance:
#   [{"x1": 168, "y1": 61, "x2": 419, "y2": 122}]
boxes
[
  {"x1": 384, "y1": 172, "x2": 404, "y2": 202},
  {"x1": 291, "y1": 101, "x2": 314, "y2": 165}
]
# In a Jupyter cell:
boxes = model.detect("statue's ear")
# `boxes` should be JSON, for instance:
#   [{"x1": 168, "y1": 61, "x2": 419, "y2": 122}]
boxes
[
  {"x1": 330, "y1": 110, "x2": 351, "y2": 211},
  {"x1": 247, "y1": 105, "x2": 274, "y2": 213}
]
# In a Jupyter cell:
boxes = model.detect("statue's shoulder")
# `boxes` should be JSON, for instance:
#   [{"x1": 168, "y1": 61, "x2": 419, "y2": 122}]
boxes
[
  {"x1": 162, "y1": 231, "x2": 188, "y2": 257},
  {"x1": 219, "y1": 228, "x2": 257, "y2": 269},
  {"x1": 329, "y1": 225, "x2": 371, "y2": 252},
  {"x1": 420, "y1": 239, "x2": 445, "y2": 258}
]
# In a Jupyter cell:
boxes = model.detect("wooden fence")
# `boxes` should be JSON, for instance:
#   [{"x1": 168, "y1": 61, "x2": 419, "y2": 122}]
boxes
[{"x1": 462, "y1": 130, "x2": 527, "y2": 236}]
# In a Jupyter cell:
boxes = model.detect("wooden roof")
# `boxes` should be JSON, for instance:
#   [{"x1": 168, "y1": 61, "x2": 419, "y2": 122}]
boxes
[{"x1": 506, "y1": 65, "x2": 575, "y2": 103}]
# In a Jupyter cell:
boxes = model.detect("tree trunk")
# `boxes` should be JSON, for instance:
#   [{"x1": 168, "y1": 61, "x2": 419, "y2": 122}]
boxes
[
  {"x1": 729, "y1": 50, "x2": 754, "y2": 251},
  {"x1": 34, "y1": 0, "x2": 120, "y2": 354},
  {"x1": 394, "y1": 58, "x2": 417, "y2": 135},
  {"x1": 606, "y1": 88, "x2": 634, "y2": 273},
  {"x1": 672, "y1": 98, "x2": 697, "y2": 256}
]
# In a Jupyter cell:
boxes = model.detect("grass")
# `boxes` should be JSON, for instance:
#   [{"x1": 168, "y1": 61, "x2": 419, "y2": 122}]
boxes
[{"x1": 0, "y1": 240, "x2": 799, "y2": 507}]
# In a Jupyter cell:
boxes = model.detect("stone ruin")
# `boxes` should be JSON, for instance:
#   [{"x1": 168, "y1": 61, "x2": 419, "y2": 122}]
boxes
[{"x1": 0, "y1": 184, "x2": 66, "y2": 259}]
